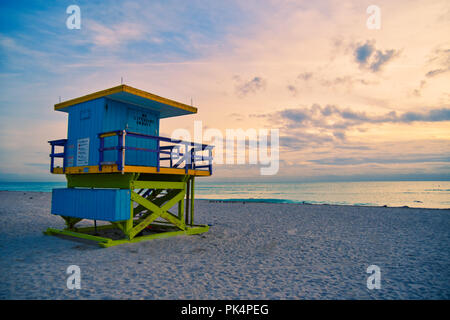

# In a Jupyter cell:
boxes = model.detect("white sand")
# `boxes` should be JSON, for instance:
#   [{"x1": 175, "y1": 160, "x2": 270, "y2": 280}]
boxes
[{"x1": 0, "y1": 190, "x2": 449, "y2": 299}]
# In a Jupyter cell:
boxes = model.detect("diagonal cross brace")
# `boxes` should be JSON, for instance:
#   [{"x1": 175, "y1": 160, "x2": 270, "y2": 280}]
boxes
[
  {"x1": 133, "y1": 189, "x2": 166, "y2": 217},
  {"x1": 129, "y1": 190, "x2": 186, "y2": 239}
]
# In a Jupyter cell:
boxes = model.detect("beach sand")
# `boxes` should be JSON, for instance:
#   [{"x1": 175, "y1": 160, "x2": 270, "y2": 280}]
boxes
[{"x1": 0, "y1": 190, "x2": 449, "y2": 299}]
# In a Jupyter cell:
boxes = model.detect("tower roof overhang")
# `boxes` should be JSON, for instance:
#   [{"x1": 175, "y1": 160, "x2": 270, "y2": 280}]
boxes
[{"x1": 54, "y1": 84, "x2": 197, "y2": 118}]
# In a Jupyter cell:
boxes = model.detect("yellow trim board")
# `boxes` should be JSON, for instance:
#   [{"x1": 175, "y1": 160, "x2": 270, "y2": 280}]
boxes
[
  {"x1": 124, "y1": 166, "x2": 211, "y2": 176},
  {"x1": 54, "y1": 84, "x2": 197, "y2": 114},
  {"x1": 52, "y1": 165, "x2": 210, "y2": 176}
]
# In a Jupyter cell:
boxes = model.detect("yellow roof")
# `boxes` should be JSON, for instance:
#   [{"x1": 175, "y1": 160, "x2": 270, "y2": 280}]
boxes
[{"x1": 54, "y1": 84, "x2": 197, "y2": 118}]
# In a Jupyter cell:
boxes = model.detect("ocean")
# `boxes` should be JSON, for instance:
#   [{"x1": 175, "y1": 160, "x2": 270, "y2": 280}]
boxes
[{"x1": 0, "y1": 180, "x2": 449, "y2": 209}]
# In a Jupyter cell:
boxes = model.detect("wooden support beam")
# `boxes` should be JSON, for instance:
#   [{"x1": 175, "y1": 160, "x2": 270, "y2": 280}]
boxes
[
  {"x1": 185, "y1": 178, "x2": 190, "y2": 225},
  {"x1": 190, "y1": 176, "x2": 195, "y2": 226}
]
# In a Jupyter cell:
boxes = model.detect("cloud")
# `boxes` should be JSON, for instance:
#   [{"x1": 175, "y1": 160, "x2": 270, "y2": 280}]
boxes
[
  {"x1": 235, "y1": 76, "x2": 266, "y2": 97},
  {"x1": 319, "y1": 76, "x2": 372, "y2": 88},
  {"x1": 273, "y1": 104, "x2": 450, "y2": 129},
  {"x1": 370, "y1": 49, "x2": 397, "y2": 72},
  {"x1": 425, "y1": 69, "x2": 447, "y2": 77},
  {"x1": 333, "y1": 131, "x2": 346, "y2": 140},
  {"x1": 251, "y1": 104, "x2": 450, "y2": 151},
  {"x1": 425, "y1": 47, "x2": 450, "y2": 77},
  {"x1": 400, "y1": 108, "x2": 450, "y2": 122},
  {"x1": 228, "y1": 112, "x2": 244, "y2": 121},
  {"x1": 411, "y1": 80, "x2": 427, "y2": 97},
  {"x1": 354, "y1": 41, "x2": 375, "y2": 65},
  {"x1": 334, "y1": 145, "x2": 372, "y2": 151},
  {"x1": 297, "y1": 72, "x2": 313, "y2": 81},
  {"x1": 279, "y1": 109, "x2": 310, "y2": 123},
  {"x1": 279, "y1": 133, "x2": 334, "y2": 150},
  {"x1": 287, "y1": 85, "x2": 298, "y2": 96},
  {"x1": 287, "y1": 71, "x2": 375, "y2": 96},
  {"x1": 309, "y1": 154, "x2": 450, "y2": 166},
  {"x1": 87, "y1": 21, "x2": 146, "y2": 49},
  {"x1": 353, "y1": 40, "x2": 399, "y2": 72}
]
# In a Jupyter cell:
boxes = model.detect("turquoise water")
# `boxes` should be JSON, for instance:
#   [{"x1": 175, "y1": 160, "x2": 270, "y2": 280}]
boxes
[
  {"x1": 0, "y1": 181, "x2": 67, "y2": 192},
  {"x1": 195, "y1": 181, "x2": 450, "y2": 209},
  {"x1": 0, "y1": 180, "x2": 449, "y2": 209}
]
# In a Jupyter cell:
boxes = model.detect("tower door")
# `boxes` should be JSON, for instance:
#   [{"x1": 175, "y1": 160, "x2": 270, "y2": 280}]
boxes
[{"x1": 126, "y1": 108, "x2": 158, "y2": 166}]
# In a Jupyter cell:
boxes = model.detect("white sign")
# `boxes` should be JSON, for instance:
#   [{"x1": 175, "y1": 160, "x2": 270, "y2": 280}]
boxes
[{"x1": 77, "y1": 138, "x2": 90, "y2": 166}]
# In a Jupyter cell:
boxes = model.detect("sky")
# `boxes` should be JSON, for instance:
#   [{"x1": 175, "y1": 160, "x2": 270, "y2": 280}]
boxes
[{"x1": 0, "y1": 0, "x2": 449, "y2": 182}]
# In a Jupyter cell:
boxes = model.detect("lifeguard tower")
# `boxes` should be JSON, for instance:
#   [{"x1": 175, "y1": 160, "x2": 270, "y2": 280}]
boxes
[{"x1": 44, "y1": 85, "x2": 213, "y2": 247}]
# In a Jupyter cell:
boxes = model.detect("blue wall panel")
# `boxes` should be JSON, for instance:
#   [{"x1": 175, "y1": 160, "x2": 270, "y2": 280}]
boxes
[
  {"x1": 102, "y1": 98, "x2": 127, "y2": 164},
  {"x1": 51, "y1": 188, "x2": 131, "y2": 221},
  {"x1": 66, "y1": 98, "x2": 105, "y2": 168},
  {"x1": 125, "y1": 106, "x2": 158, "y2": 166},
  {"x1": 102, "y1": 98, "x2": 159, "y2": 166},
  {"x1": 65, "y1": 97, "x2": 161, "y2": 169}
]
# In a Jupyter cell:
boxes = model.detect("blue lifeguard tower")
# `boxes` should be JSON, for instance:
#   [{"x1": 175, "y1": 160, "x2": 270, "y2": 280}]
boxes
[{"x1": 44, "y1": 85, "x2": 213, "y2": 247}]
